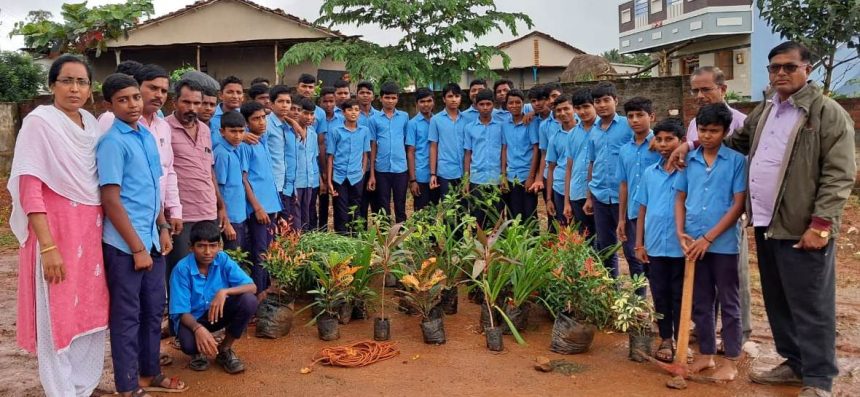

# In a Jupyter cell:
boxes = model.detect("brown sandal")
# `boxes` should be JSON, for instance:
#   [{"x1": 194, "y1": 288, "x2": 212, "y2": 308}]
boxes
[
  {"x1": 144, "y1": 373, "x2": 188, "y2": 393},
  {"x1": 655, "y1": 339, "x2": 674, "y2": 363}
]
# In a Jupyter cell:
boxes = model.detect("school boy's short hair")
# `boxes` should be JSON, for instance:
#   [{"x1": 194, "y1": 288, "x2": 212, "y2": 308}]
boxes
[
  {"x1": 571, "y1": 88, "x2": 593, "y2": 106},
  {"x1": 591, "y1": 82, "x2": 617, "y2": 99},
  {"x1": 250, "y1": 77, "x2": 270, "y2": 86},
  {"x1": 506, "y1": 89, "x2": 525, "y2": 102},
  {"x1": 115, "y1": 60, "x2": 142, "y2": 76},
  {"x1": 695, "y1": 103, "x2": 733, "y2": 133},
  {"x1": 528, "y1": 85, "x2": 547, "y2": 100},
  {"x1": 220, "y1": 75, "x2": 243, "y2": 90},
  {"x1": 290, "y1": 94, "x2": 303, "y2": 106},
  {"x1": 221, "y1": 111, "x2": 246, "y2": 129},
  {"x1": 319, "y1": 87, "x2": 336, "y2": 97},
  {"x1": 415, "y1": 87, "x2": 433, "y2": 100},
  {"x1": 249, "y1": 83, "x2": 269, "y2": 100},
  {"x1": 442, "y1": 83, "x2": 462, "y2": 97},
  {"x1": 174, "y1": 78, "x2": 204, "y2": 98},
  {"x1": 102, "y1": 73, "x2": 139, "y2": 103},
  {"x1": 623, "y1": 96, "x2": 653, "y2": 114},
  {"x1": 552, "y1": 94, "x2": 572, "y2": 108},
  {"x1": 380, "y1": 82, "x2": 400, "y2": 96},
  {"x1": 469, "y1": 79, "x2": 487, "y2": 89},
  {"x1": 298, "y1": 73, "x2": 317, "y2": 85},
  {"x1": 493, "y1": 79, "x2": 513, "y2": 92},
  {"x1": 334, "y1": 80, "x2": 350, "y2": 90},
  {"x1": 132, "y1": 64, "x2": 169, "y2": 85},
  {"x1": 653, "y1": 118, "x2": 685, "y2": 140},
  {"x1": 269, "y1": 85, "x2": 291, "y2": 102},
  {"x1": 356, "y1": 81, "x2": 374, "y2": 93},
  {"x1": 543, "y1": 82, "x2": 562, "y2": 95},
  {"x1": 190, "y1": 220, "x2": 222, "y2": 244},
  {"x1": 240, "y1": 101, "x2": 265, "y2": 121},
  {"x1": 475, "y1": 89, "x2": 494, "y2": 104},
  {"x1": 340, "y1": 98, "x2": 359, "y2": 111},
  {"x1": 299, "y1": 98, "x2": 316, "y2": 112}
]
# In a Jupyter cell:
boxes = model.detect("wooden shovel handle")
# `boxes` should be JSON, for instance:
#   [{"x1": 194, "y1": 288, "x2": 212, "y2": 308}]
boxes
[{"x1": 674, "y1": 258, "x2": 696, "y2": 366}]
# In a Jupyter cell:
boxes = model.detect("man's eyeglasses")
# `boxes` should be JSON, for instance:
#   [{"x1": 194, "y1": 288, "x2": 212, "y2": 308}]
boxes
[
  {"x1": 690, "y1": 87, "x2": 717, "y2": 96},
  {"x1": 766, "y1": 63, "x2": 808, "y2": 74},
  {"x1": 56, "y1": 78, "x2": 92, "y2": 87}
]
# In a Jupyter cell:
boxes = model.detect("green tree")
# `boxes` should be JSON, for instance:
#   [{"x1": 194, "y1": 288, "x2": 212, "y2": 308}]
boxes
[
  {"x1": 11, "y1": 0, "x2": 154, "y2": 57},
  {"x1": 757, "y1": 0, "x2": 860, "y2": 93},
  {"x1": 279, "y1": 0, "x2": 533, "y2": 87},
  {"x1": 600, "y1": 49, "x2": 652, "y2": 66},
  {"x1": 0, "y1": 51, "x2": 46, "y2": 102}
]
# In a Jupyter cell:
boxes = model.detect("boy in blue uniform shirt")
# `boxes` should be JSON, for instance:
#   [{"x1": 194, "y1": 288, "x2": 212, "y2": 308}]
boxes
[
  {"x1": 674, "y1": 104, "x2": 746, "y2": 380},
  {"x1": 170, "y1": 221, "x2": 257, "y2": 374},
  {"x1": 585, "y1": 82, "x2": 633, "y2": 277},
  {"x1": 265, "y1": 86, "x2": 303, "y2": 230},
  {"x1": 461, "y1": 79, "x2": 488, "y2": 124},
  {"x1": 97, "y1": 74, "x2": 187, "y2": 395},
  {"x1": 545, "y1": 95, "x2": 576, "y2": 230},
  {"x1": 327, "y1": 99, "x2": 371, "y2": 234},
  {"x1": 463, "y1": 89, "x2": 505, "y2": 228},
  {"x1": 317, "y1": 87, "x2": 342, "y2": 231},
  {"x1": 406, "y1": 87, "x2": 436, "y2": 210},
  {"x1": 239, "y1": 101, "x2": 282, "y2": 298},
  {"x1": 429, "y1": 83, "x2": 466, "y2": 199},
  {"x1": 356, "y1": 81, "x2": 380, "y2": 221},
  {"x1": 213, "y1": 111, "x2": 249, "y2": 251},
  {"x1": 210, "y1": 75, "x2": 243, "y2": 147},
  {"x1": 501, "y1": 89, "x2": 540, "y2": 222},
  {"x1": 616, "y1": 97, "x2": 662, "y2": 295},
  {"x1": 367, "y1": 82, "x2": 410, "y2": 223},
  {"x1": 634, "y1": 118, "x2": 686, "y2": 363},
  {"x1": 295, "y1": 98, "x2": 321, "y2": 231},
  {"x1": 563, "y1": 89, "x2": 597, "y2": 239}
]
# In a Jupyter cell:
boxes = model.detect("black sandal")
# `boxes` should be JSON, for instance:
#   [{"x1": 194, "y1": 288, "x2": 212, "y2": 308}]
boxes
[{"x1": 655, "y1": 339, "x2": 675, "y2": 363}]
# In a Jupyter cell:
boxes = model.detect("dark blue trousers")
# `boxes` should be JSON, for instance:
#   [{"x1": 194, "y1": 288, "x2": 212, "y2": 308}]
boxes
[
  {"x1": 592, "y1": 199, "x2": 620, "y2": 277},
  {"x1": 334, "y1": 178, "x2": 364, "y2": 234},
  {"x1": 177, "y1": 293, "x2": 258, "y2": 355},
  {"x1": 505, "y1": 182, "x2": 538, "y2": 223},
  {"x1": 222, "y1": 221, "x2": 247, "y2": 252},
  {"x1": 435, "y1": 177, "x2": 460, "y2": 203},
  {"x1": 648, "y1": 256, "x2": 685, "y2": 340},
  {"x1": 469, "y1": 183, "x2": 503, "y2": 230},
  {"x1": 551, "y1": 191, "x2": 570, "y2": 230},
  {"x1": 375, "y1": 171, "x2": 408, "y2": 223},
  {"x1": 623, "y1": 218, "x2": 647, "y2": 296},
  {"x1": 246, "y1": 214, "x2": 275, "y2": 295},
  {"x1": 279, "y1": 193, "x2": 300, "y2": 232},
  {"x1": 571, "y1": 198, "x2": 597, "y2": 246},
  {"x1": 693, "y1": 252, "x2": 741, "y2": 357},
  {"x1": 317, "y1": 191, "x2": 330, "y2": 231},
  {"x1": 359, "y1": 171, "x2": 375, "y2": 220},
  {"x1": 295, "y1": 187, "x2": 318, "y2": 232},
  {"x1": 104, "y1": 243, "x2": 166, "y2": 393},
  {"x1": 412, "y1": 182, "x2": 432, "y2": 211}
]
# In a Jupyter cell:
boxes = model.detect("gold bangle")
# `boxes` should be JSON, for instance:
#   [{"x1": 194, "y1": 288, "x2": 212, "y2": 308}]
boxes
[{"x1": 40, "y1": 245, "x2": 58, "y2": 255}]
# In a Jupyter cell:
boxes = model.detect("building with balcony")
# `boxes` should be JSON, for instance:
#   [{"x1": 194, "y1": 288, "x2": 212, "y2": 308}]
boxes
[{"x1": 618, "y1": 0, "x2": 755, "y2": 98}]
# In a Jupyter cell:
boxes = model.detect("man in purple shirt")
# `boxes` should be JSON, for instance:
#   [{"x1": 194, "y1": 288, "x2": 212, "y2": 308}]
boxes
[
  {"x1": 687, "y1": 66, "x2": 752, "y2": 345},
  {"x1": 672, "y1": 42, "x2": 855, "y2": 397}
]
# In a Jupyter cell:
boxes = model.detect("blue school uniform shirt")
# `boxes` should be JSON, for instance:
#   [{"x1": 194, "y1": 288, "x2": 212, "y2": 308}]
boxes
[
  {"x1": 169, "y1": 251, "x2": 254, "y2": 335},
  {"x1": 358, "y1": 107, "x2": 381, "y2": 129},
  {"x1": 588, "y1": 113, "x2": 632, "y2": 204},
  {"x1": 314, "y1": 106, "x2": 326, "y2": 135},
  {"x1": 97, "y1": 119, "x2": 163, "y2": 254},
  {"x1": 240, "y1": 139, "x2": 282, "y2": 215},
  {"x1": 213, "y1": 142, "x2": 248, "y2": 224},
  {"x1": 461, "y1": 106, "x2": 480, "y2": 125},
  {"x1": 538, "y1": 114, "x2": 559, "y2": 151},
  {"x1": 427, "y1": 110, "x2": 466, "y2": 180},
  {"x1": 673, "y1": 145, "x2": 747, "y2": 255},
  {"x1": 295, "y1": 125, "x2": 320, "y2": 189},
  {"x1": 209, "y1": 104, "x2": 238, "y2": 148},
  {"x1": 567, "y1": 122, "x2": 593, "y2": 201},
  {"x1": 265, "y1": 112, "x2": 289, "y2": 194},
  {"x1": 405, "y1": 112, "x2": 432, "y2": 183},
  {"x1": 319, "y1": 112, "x2": 345, "y2": 149},
  {"x1": 544, "y1": 125, "x2": 573, "y2": 195},
  {"x1": 464, "y1": 118, "x2": 505, "y2": 185},
  {"x1": 635, "y1": 161, "x2": 684, "y2": 257},
  {"x1": 368, "y1": 109, "x2": 409, "y2": 174},
  {"x1": 617, "y1": 132, "x2": 662, "y2": 220},
  {"x1": 502, "y1": 117, "x2": 539, "y2": 182},
  {"x1": 327, "y1": 124, "x2": 371, "y2": 184}
]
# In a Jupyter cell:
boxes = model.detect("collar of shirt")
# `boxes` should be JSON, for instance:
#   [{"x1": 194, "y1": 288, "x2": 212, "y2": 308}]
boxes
[
  {"x1": 166, "y1": 114, "x2": 208, "y2": 136},
  {"x1": 376, "y1": 109, "x2": 407, "y2": 120},
  {"x1": 470, "y1": 117, "x2": 500, "y2": 127},
  {"x1": 597, "y1": 113, "x2": 624, "y2": 131},
  {"x1": 771, "y1": 93, "x2": 799, "y2": 117},
  {"x1": 113, "y1": 118, "x2": 149, "y2": 135},
  {"x1": 690, "y1": 144, "x2": 732, "y2": 165},
  {"x1": 440, "y1": 109, "x2": 461, "y2": 121},
  {"x1": 415, "y1": 112, "x2": 432, "y2": 123},
  {"x1": 630, "y1": 131, "x2": 654, "y2": 147}
]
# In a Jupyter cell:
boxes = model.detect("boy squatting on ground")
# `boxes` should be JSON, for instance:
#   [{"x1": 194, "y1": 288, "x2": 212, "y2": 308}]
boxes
[
  {"x1": 674, "y1": 103, "x2": 747, "y2": 381},
  {"x1": 169, "y1": 221, "x2": 257, "y2": 374},
  {"x1": 97, "y1": 73, "x2": 188, "y2": 395}
]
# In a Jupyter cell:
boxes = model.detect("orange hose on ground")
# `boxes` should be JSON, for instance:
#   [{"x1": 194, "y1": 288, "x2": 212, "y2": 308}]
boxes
[{"x1": 310, "y1": 340, "x2": 400, "y2": 368}]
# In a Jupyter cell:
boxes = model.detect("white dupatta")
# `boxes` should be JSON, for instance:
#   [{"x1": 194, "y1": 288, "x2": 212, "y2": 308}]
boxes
[{"x1": 7, "y1": 105, "x2": 104, "y2": 243}]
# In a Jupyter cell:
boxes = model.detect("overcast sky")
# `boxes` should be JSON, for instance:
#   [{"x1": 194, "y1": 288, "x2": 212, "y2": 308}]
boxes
[{"x1": 0, "y1": 0, "x2": 620, "y2": 54}]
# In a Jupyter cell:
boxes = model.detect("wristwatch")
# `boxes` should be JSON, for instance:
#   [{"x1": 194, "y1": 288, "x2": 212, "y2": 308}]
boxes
[
  {"x1": 811, "y1": 228, "x2": 830, "y2": 239},
  {"x1": 158, "y1": 223, "x2": 173, "y2": 232}
]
